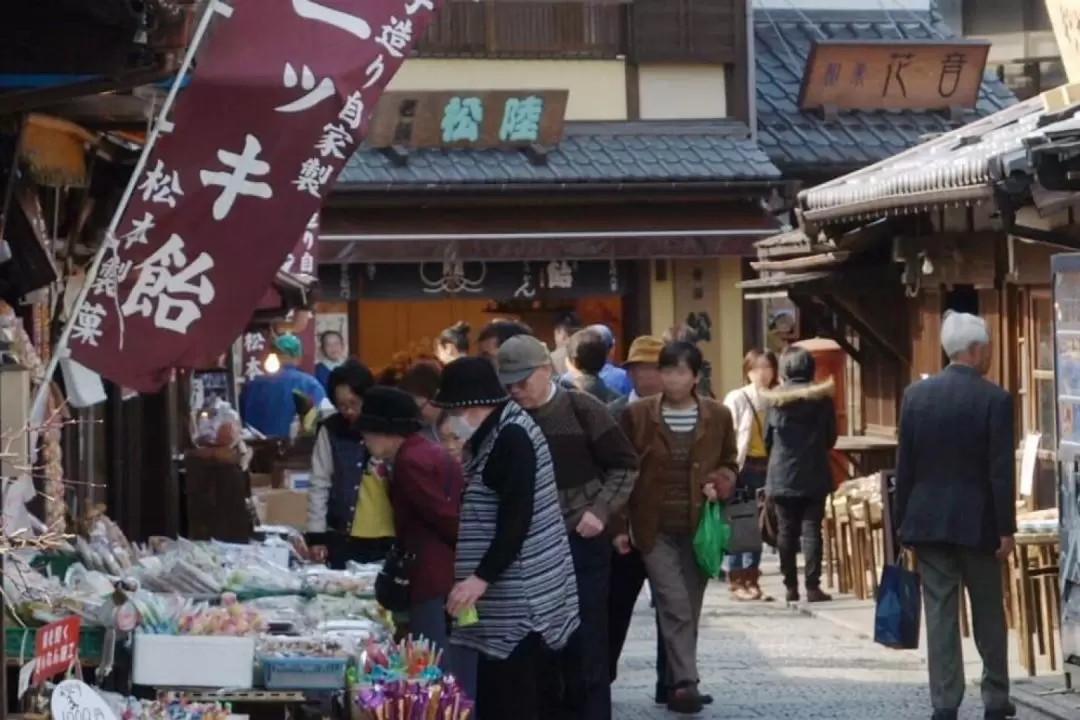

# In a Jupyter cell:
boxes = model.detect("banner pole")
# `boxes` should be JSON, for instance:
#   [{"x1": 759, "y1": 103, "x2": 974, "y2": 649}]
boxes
[{"x1": 29, "y1": 0, "x2": 230, "y2": 426}]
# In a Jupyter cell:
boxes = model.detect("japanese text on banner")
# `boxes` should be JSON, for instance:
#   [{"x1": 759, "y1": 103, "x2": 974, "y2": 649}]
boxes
[{"x1": 69, "y1": 0, "x2": 442, "y2": 392}]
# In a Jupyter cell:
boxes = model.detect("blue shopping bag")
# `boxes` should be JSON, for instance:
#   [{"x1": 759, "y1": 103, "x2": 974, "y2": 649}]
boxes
[{"x1": 873, "y1": 562, "x2": 922, "y2": 650}]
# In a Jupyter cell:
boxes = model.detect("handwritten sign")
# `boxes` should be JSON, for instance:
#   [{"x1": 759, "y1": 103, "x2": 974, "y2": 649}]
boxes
[
  {"x1": 798, "y1": 40, "x2": 990, "y2": 112},
  {"x1": 34, "y1": 616, "x2": 80, "y2": 684},
  {"x1": 1045, "y1": 0, "x2": 1080, "y2": 83},
  {"x1": 367, "y1": 90, "x2": 569, "y2": 150},
  {"x1": 50, "y1": 679, "x2": 117, "y2": 720}
]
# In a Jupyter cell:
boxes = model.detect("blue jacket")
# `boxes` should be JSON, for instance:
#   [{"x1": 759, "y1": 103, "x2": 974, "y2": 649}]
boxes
[
  {"x1": 240, "y1": 364, "x2": 327, "y2": 438},
  {"x1": 599, "y1": 362, "x2": 632, "y2": 396},
  {"x1": 314, "y1": 362, "x2": 333, "y2": 391}
]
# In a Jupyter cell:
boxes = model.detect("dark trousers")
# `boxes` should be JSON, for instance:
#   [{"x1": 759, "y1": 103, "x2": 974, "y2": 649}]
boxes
[
  {"x1": 562, "y1": 534, "x2": 612, "y2": 719},
  {"x1": 476, "y1": 633, "x2": 561, "y2": 719},
  {"x1": 773, "y1": 496, "x2": 826, "y2": 591},
  {"x1": 607, "y1": 547, "x2": 666, "y2": 697}
]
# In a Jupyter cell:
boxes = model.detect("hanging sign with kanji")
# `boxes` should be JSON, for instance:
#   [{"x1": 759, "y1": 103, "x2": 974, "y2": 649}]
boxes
[
  {"x1": 69, "y1": 0, "x2": 443, "y2": 392},
  {"x1": 34, "y1": 616, "x2": 81, "y2": 684},
  {"x1": 367, "y1": 89, "x2": 569, "y2": 149},
  {"x1": 797, "y1": 40, "x2": 990, "y2": 112}
]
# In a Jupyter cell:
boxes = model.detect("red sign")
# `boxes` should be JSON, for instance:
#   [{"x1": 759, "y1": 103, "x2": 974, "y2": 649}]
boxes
[
  {"x1": 69, "y1": 0, "x2": 442, "y2": 391},
  {"x1": 34, "y1": 616, "x2": 80, "y2": 683}
]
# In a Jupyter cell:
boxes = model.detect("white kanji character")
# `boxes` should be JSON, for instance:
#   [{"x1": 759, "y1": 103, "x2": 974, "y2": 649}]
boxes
[
  {"x1": 292, "y1": 0, "x2": 371, "y2": 38},
  {"x1": 244, "y1": 332, "x2": 266, "y2": 353},
  {"x1": 58, "y1": 643, "x2": 70, "y2": 663},
  {"x1": 121, "y1": 212, "x2": 156, "y2": 250},
  {"x1": 91, "y1": 254, "x2": 133, "y2": 298},
  {"x1": 281, "y1": 253, "x2": 295, "y2": 272},
  {"x1": 404, "y1": 0, "x2": 434, "y2": 14},
  {"x1": 338, "y1": 92, "x2": 365, "y2": 130},
  {"x1": 199, "y1": 134, "x2": 273, "y2": 221},
  {"x1": 302, "y1": 229, "x2": 316, "y2": 250},
  {"x1": 300, "y1": 252, "x2": 315, "y2": 275},
  {"x1": 244, "y1": 357, "x2": 264, "y2": 380},
  {"x1": 138, "y1": 159, "x2": 184, "y2": 208},
  {"x1": 72, "y1": 303, "x2": 108, "y2": 346},
  {"x1": 375, "y1": 18, "x2": 413, "y2": 59},
  {"x1": 363, "y1": 56, "x2": 385, "y2": 90},
  {"x1": 546, "y1": 260, "x2": 573, "y2": 289},
  {"x1": 276, "y1": 63, "x2": 336, "y2": 113},
  {"x1": 293, "y1": 158, "x2": 333, "y2": 197},
  {"x1": 314, "y1": 123, "x2": 353, "y2": 159},
  {"x1": 121, "y1": 234, "x2": 215, "y2": 335}
]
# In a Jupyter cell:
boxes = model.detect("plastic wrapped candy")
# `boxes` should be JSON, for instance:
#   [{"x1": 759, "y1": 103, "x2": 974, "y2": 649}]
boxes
[{"x1": 354, "y1": 677, "x2": 473, "y2": 720}]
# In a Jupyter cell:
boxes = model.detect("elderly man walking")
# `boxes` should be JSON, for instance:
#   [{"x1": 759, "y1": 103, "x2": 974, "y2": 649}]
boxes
[{"x1": 895, "y1": 311, "x2": 1017, "y2": 720}]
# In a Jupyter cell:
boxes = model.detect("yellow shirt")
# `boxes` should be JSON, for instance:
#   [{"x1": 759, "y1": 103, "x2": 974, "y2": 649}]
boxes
[
  {"x1": 748, "y1": 409, "x2": 768, "y2": 459},
  {"x1": 350, "y1": 461, "x2": 395, "y2": 539}
]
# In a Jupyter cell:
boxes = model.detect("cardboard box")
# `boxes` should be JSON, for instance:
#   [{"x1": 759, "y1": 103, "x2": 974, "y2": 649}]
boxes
[
  {"x1": 255, "y1": 489, "x2": 308, "y2": 531},
  {"x1": 249, "y1": 472, "x2": 274, "y2": 490}
]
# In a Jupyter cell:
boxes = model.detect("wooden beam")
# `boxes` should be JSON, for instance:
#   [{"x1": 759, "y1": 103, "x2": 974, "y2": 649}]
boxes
[
  {"x1": 752, "y1": 251, "x2": 850, "y2": 272},
  {"x1": 820, "y1": 293, "x2": 911, "y2": 365}
]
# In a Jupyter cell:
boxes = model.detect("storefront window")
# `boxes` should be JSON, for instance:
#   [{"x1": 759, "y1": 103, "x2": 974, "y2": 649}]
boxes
[{"x1": 1032, "y1": 292, "x2": 1056, "y2": 448}]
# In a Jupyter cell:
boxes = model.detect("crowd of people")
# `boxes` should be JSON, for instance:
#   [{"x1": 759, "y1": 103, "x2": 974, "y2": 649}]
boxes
[
  {"x1": 235, "y1": 307, "x2": 1022, "y2": 720},
  {"x1": 239, "y1": 313, "x2": 842, "y2": 718}
]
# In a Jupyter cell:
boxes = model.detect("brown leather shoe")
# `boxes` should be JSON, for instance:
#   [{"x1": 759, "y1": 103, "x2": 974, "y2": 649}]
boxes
[
  {"x1": 667, "y1": 686, "x2": 704, "y2": 714},
  {"x1": 806, "y1": 587, "x2": 833, "y2": 603}
]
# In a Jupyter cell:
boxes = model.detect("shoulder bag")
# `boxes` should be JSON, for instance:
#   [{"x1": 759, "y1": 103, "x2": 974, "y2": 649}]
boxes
[{"x1": 723, "y1": 392, "x2": 768, "y2": 554}]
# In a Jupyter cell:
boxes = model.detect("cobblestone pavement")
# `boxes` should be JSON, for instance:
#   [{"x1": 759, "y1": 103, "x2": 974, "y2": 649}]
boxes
[{"x1": 611, "y1": 581, "x2": 1053, "y2": 719}]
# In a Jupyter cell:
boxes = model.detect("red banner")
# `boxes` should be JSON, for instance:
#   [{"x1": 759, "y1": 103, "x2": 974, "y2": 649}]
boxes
[
  {"x1": 70, "y1": 0, "x2": 441, "y2": 391},
  {"x1": 34, "y1": 616, "x2": 80, "y2": 684}
]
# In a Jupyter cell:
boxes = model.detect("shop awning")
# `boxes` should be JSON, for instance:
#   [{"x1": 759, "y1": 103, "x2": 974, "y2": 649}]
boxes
[
  {"x1": 796, "y1": 97, "x2": 1045, "y2": 233},
  {"x1": 318, "y1": 202, "x2": 780, "y2": 261}
]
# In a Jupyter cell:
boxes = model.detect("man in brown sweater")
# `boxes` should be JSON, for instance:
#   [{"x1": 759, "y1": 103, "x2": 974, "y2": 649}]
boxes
[{"x1": 497, "y1": 334, "x2": 639, "y2": 720}]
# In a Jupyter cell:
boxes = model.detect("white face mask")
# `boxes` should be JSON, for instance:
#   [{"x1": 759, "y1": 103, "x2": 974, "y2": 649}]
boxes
[{"x1": 447, "y1": 414, "x2": 478, "y2": 443}]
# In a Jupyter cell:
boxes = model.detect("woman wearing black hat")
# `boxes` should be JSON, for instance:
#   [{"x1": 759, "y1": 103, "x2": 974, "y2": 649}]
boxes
[
  {"x1": 433, "y1": 357, "x2": 578, "y2": 719},
  {"x1": 306, "y1": 361, "x2": 394, "y2": 569},
  {"x1": 355, "y1": 386, "x2": 475, "y2": 698}
]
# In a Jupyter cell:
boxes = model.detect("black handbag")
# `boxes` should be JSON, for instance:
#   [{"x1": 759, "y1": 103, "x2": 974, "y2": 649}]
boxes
[
  {"x1": 375, "y1": 545, "x2": 416, "y2": 613},
  {"x1": 758, "y1": 489, "x2": 779, "y2": 549}
]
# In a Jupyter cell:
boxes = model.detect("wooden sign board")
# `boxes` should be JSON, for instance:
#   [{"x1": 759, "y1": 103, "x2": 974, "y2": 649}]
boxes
[
  {"x1": 798, "y1": 40, "x2": 991, "y2": 112},
  {"x1": 367, "y1": 90, "x2": 569, "y2": 150},
  {"x1": 1045, "y1": 0, "x2": 1080, "y2": 83}
]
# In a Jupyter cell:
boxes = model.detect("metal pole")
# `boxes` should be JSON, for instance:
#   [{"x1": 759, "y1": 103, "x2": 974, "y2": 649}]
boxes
[{"x1": 28, "y1": 0, "x2": 231, "y2": 427}]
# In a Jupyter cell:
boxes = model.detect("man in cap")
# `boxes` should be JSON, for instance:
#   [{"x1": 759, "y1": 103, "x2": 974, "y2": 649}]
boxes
[
  {"x1": 498, "y1": 334, "x2": 639, "y2": 720},
  {"x1": 895, "y1": 310, "x2": 1016, "y2": 720},
  {"x1": 240, "y1": 333, "x2": 327, "y2": 438}
]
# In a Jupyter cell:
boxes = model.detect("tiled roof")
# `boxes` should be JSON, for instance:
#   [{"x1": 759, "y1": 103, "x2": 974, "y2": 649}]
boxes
[
  {"x1": 754, "y1": 8, "x2": 1017, "y2": 173},
  {"x1": 797, "y1": 97, "x2": 1045, "y2": 229},
  {"x1": 335, "y1": 120, "x2": 782, "y2": 189}
]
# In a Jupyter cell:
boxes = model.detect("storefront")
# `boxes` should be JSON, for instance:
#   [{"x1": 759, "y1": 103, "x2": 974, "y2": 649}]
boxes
[{"x1": 319, "y1": 87, "x2": 786, "y2": 381}]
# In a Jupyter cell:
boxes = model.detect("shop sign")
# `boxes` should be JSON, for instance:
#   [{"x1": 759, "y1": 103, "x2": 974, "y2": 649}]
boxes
[
  {"x1": 69, "y1": 0, "x2": 443, "y2": 393},
  {"x1": 34, "y1": 616, "x2": 80, "y2": 684},
  {"x1": 367, "y1": 90, "x2": 569, "y2": 149},
  {"x1": 1046, "y1": 0, "x2": 1080, "y2": 82},
  {"x1": 798, "y1": 40, "x2": 990, "y2": 112},
  {"x1": 355, "y1": 260, "x2": 621, "y2": 300}
]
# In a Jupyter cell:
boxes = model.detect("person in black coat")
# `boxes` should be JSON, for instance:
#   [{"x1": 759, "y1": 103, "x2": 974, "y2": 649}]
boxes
[
  {"x1": 762, "y1": 346, "x2": 837, "y2": 604},
  {"x1": 895, "y1": 310, "x2": 1016, "y2": 720}
]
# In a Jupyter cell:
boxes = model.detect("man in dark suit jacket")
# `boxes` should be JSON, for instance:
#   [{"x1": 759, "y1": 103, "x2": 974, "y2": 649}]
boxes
[{"x1": 895, "y1": 310, "x2": 1017, "y2": 720}]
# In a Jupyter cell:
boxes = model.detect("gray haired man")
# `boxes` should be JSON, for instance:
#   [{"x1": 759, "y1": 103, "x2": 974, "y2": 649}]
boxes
[{"x1": 895, "y1": 311, "x2": 1017, "y2": 720}]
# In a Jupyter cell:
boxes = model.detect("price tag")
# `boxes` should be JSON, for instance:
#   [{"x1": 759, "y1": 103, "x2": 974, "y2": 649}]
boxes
[{"x1": 49, "y1": 679, "x2": 118, "y2": 720}]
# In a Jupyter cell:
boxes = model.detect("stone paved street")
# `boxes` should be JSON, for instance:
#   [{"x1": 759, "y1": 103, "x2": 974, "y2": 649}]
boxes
[{"x1": 612, "y1": 580, "x2": 1055, "y2": 719}]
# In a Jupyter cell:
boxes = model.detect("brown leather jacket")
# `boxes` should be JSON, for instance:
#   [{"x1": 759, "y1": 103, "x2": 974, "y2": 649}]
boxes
[{"x1": 617, "y1": 395, "x2": 738, "y2": 553}]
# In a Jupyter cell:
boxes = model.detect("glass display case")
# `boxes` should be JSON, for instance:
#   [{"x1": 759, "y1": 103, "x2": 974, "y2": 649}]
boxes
[{"x1": 1052, "y1": 253, "x2": 1080, "y2": 668}]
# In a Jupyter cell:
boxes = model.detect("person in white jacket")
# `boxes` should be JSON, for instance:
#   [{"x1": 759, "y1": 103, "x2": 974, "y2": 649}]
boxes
[{"x1": 721, "y1": 349, "x2": 778, "y2": 601}]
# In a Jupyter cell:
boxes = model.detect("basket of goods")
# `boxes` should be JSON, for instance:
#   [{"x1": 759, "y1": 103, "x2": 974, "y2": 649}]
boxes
[{"x1": 260, "y1": 635, "x2": 353, "y2": 690}]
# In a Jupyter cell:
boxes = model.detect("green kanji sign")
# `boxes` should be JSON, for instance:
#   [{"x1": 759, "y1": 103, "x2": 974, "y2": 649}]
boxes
[{"x1": 368, "y1": 90, "x2": 569, "y2": 150}]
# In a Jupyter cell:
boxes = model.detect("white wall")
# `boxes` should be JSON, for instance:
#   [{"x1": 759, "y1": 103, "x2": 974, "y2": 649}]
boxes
[{"x1": 638, "y1": 65, "x2": 727, "y2": 120}]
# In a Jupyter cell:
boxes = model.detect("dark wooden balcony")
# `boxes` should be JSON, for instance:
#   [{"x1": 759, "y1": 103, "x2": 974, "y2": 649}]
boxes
[
  {"x1": 414, "y1": 1, "x2": 628, "y2": 60},
  {"x1": 629, "y1": 0, "x2": 744, "y2": 65}
]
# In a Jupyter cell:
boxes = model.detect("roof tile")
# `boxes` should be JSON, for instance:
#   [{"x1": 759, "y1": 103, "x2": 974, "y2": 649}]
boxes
[{"x1": 336, "y1": 120, "x2": 782, "y2": 188}]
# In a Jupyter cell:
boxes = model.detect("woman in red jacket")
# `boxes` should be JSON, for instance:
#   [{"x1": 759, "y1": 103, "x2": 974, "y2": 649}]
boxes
[{"x1": 356, "y1": 386, "x2": 475, "y2": 696}]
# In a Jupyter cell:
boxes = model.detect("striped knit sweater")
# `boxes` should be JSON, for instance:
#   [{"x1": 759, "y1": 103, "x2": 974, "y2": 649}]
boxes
[{"x1": 452, "y1": 401, "x2": 580, "y2": 660}]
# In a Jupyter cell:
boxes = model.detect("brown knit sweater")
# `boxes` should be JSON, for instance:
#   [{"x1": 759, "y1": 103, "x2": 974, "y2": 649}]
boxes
[{"x1": 528, "y1": 386, "x2": 640, "y2": 531}]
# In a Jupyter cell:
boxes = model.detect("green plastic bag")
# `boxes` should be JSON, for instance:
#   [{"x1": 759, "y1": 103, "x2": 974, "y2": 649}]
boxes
[{"x1": 693, "y1": 501, "x2": 732, "y2": 578}]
